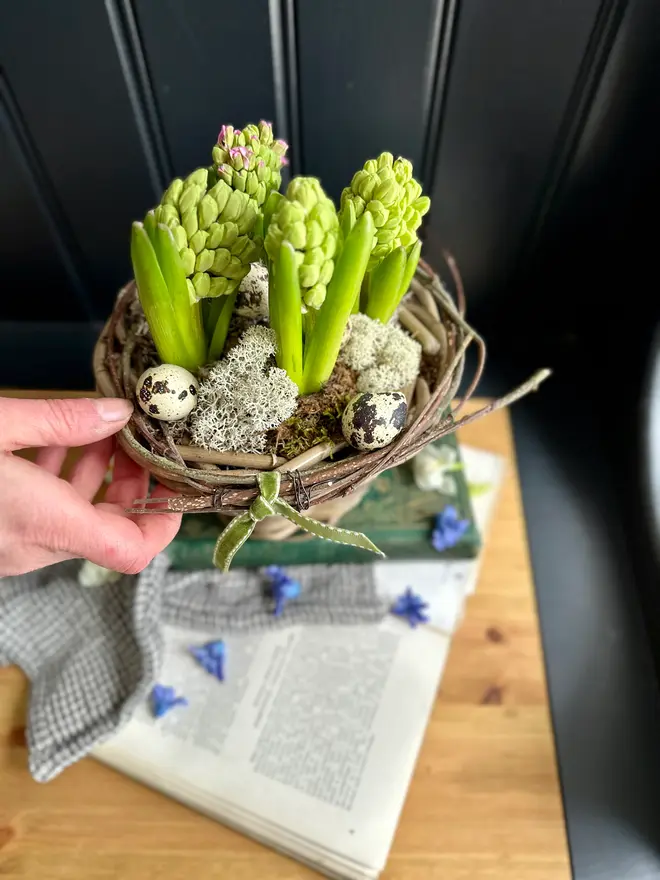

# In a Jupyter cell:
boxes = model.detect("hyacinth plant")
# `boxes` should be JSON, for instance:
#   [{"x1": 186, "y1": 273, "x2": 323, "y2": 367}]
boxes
[
  {"x1": 341, "y1": 153, "x2": 428, "y2": 324},
  {"x1": 131, "y1": 121, "x2": 288, "y2": 371},
  {"x1": 265, "y1": 153, "x2": 429, "y2": 394},
  {"x1": 130, "y1": 121, "x2": 430, "y2": 394}
]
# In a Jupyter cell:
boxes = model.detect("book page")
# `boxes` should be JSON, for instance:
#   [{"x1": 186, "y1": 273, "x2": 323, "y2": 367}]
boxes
[
  {"x1": 95, "y1": 616, "x2": 451, "y2": 872},
  {"x1": 94, "y1": 447, "x2": 504, "y2": 874}
]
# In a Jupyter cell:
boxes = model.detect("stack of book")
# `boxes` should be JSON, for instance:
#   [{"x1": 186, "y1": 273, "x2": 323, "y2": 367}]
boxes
[{"x1": 94, "y1": 443, "x2": 504, "y2": 880}]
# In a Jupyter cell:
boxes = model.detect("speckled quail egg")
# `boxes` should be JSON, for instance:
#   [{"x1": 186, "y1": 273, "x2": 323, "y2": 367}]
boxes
[
  {"x1": 341, "y1": 391, "x2": 407, "y2": 451},
  {"x1": 136, "y1": 364, "x2": 199, "y2": 421}
]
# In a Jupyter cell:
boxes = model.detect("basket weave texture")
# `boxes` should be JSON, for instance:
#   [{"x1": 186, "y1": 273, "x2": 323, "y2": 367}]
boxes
[{"x1": 93, "y1": 256, "x2": 537, "y2": 525}]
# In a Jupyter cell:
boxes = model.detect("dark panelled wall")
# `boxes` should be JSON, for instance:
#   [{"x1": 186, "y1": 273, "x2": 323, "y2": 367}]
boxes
[{"x1": 1, "y1": 0, "x2": 657, "y2": 381}]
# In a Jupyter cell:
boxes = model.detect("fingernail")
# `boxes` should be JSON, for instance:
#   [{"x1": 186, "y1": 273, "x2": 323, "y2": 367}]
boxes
[{"x1": 94, "y1": 398, "x2": 134, "y2": 422}]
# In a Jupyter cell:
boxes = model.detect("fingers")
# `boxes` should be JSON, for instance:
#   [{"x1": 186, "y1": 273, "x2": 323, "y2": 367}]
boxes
[
  {"x1": 34, "y1": 445, "x2": 69, "y2": 476},
  {"x1": 88, "y1": 449, "x2": 181, "y2": 573},
  {"x1": 130, "y1": 484, "x2": 182, "y2": 551},
  {"x1": 32, "y1": 486, "x2": 181, "y2": 576},
  {"x1": 94, "y1": 490, "x2": 182, "y2": 573},
  {"x1": 0, "y1": 445, "x2": 180, "y2": 577},
  {"x1": 103, "y1": 446, "x2": 149, "y2": 508},
  {"x1": 67, "y1": 437, "x2": 114, "y2": 501},
  {"x1": 0, "y1": 397, "x2": 133, "y2": 451}
]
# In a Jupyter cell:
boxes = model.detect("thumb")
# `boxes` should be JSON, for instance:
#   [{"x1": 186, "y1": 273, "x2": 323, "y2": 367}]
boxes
[{"x1": 0, "y1": 397, "x2": 133, "y2": 451}]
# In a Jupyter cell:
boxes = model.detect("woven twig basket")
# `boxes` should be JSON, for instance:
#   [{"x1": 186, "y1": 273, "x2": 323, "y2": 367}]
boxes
[{"x1": 93, "y1": 256, "x2": 546, "y2": 534}]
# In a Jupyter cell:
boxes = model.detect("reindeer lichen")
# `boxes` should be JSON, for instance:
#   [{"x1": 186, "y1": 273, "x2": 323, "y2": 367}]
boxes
[
  {"x1": 190, "y1": 325, "x2": 298, "y2": 453},
  {"x1": 340, "y1": 313, "x2": 421, "y2": 393}
]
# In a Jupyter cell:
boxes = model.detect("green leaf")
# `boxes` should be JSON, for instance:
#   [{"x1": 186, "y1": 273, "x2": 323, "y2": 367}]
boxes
[
  {"x1": 143, "y1": 210, "x2": 158, "y2": 247},
  {"x1": 208, "y1": 291, "x2": 238, "y2": 361},
  {"x1": 398, "y1": 238, "x2": 422, "y2": 303},
  {"x1": 340, "y1": 200, "x2": 356, "y2": 240},
  {"x1": 271, "y1": 241, "x2": 303, "y2": 388},
  {"x1": 365, "y1": 246, "x2": 406, "y2": 323},
  {"x1": 130, "y1": 222, "x2": 191, "y2": 368},
  {"x1": 302, "y1": 211, "x2": 375, "y2": 394},
  {"x1": 153, "y1": 224, "x2": 207, "y2": 369}
]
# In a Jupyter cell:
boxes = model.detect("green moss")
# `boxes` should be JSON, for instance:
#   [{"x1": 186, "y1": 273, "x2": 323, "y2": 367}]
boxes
[{"x1": 273, "y1": 395, "x2": 352, "y2": 459}]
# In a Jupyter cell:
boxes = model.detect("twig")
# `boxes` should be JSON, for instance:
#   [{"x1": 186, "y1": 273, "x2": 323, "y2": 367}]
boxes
[
  {"x1": 411, "y1": 278, "x2": 441, "y2": 321},
  {"x1": 176, "y1": 445, "x2": 285, "y2": 469},
  {"x1": 442, "y1": 249, "x2": 465, "y2": 317},
  {"x1": 404, "y1": 300, "x2": 448, "y2": 348},
  {"x1": 277, "y1": 440, "x2": 345, "y2": 473},
  {"x1": 398, "y1": 307, "x2": 441, "y2": 354},
  {"x1": 161, "y1": 424, "x2": 187, "y2": 467},
  {"x1": 414, "y1": 377, "x2": 431, "y2": 412}
]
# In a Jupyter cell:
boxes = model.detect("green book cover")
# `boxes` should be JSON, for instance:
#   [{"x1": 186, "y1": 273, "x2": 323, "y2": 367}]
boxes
[{"x1": 169, "y1": 433, "x2": 479, "y2": 570}]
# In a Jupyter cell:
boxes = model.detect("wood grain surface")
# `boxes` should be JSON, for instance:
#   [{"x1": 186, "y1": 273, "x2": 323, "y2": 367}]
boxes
[{"x1": 0, "y1": 393, "x2": 570, "y2": 879}]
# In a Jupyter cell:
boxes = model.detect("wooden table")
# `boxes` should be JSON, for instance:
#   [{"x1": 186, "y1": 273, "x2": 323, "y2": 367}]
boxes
[{"x1": 0, "y1": 394, "x2": 570, "y2": 879}]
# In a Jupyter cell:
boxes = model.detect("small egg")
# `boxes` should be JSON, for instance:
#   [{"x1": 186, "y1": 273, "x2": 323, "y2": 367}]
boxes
[
  {"x1": 342, "y1": 391, "x2": 407, "y2": 451},
  {"x1": 136, "y1": 364, "x2": 199, "y2": 422}
]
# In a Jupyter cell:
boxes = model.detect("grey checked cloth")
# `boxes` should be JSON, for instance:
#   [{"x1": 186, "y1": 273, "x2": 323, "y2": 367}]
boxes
[{"x1": 0, "y1": 553, "x2": 387, "y2": 782}]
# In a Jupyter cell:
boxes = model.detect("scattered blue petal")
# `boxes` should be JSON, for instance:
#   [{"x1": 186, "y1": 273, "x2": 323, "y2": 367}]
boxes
[
  {"x1": 431, "y1": 504, "x2": 470, "y2": 552},
  {"x1": 190, "y1": 640, "x2": 226, "y2": 682},
  {"x1": 265, "y1": 565, "x2": 301, "y2": 617},
  {"x1": 391, "y1": 587, "x2": 430, "y2": 628},
  {"x1": 150, "y1": 684, "x2": 188, "y2": 719}
]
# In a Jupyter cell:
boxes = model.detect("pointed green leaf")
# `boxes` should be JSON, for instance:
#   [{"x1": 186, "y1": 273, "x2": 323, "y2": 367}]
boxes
[
  {"x1": 143, "y1": 210, "x2": 158, "y2": 247},
  {"x1": 365, "y1": 246, "x2": 407, "y2": 323},
  {"x1": 340, "y1": 200, "x2": 356, "y2": 240},
  {"x1": 302, "y1": 211, "x2": 375, "y2": 394},
  {"x1": 208, "y1": 291, "x2": 238, "y2": 361},
  {"x1": 130, "y1": 222, "x2": 190, "y2": 368},
  {"x1": 272, "y1": 241, "x2": 303, "y2": 388},
  {"x1": 154, "y1": 223, "x2": 206, "y2": 368},
  {"x1": 397, "y1": 238, "x2": 422, "y2": 304}
]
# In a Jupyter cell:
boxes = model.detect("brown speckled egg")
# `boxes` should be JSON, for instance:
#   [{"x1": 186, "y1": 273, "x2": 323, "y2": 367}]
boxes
[
  {"x1": 341, "y1": 391, "x2": 407, "y2": 451},
  {"x1": 136, "y1": 364, "x2": 198, "y2": 421}
]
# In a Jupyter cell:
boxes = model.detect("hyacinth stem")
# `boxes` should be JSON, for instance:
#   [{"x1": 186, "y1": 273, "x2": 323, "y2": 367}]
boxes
[
  {"x1": 271, "y1": 241, "x2": 303, "y2": 388},
  {"x1": 302, "y1": 309, "x2": 316, "y2": 341},
  {"x1": 204, "y1": 296, "x2": 224, "y2": 341},
  {"x1": 131, "y1": 223, "x2": 196, "y2": 371},
  {"x1": 365, "y1": 246, "x2": 406, "y2": 324},
  {"x1": 208, "y1": 291, "x2": 238, "y2": 361},
  {"x1": 153, "y1": 224, "x2": 207, "y2": 368},
  {"x1": 302, "y1": 211, "x2": 375, "y2": 394}
]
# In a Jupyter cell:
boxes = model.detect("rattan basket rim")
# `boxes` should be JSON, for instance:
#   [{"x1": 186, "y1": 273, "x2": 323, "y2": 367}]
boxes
[{"x1": 93, "y1": 256, "x2": 546, "y2": 517}]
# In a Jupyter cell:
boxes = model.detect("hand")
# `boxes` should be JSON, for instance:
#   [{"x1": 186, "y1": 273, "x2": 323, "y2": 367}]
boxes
[{"x1": 0, "y1": 396, "x2": 182, "y2": 577}]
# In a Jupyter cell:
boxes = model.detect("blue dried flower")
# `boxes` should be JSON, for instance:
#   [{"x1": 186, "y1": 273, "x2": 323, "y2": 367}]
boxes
[
  {"x1": 391, "y1": 587, "x2": 430, "y2": 628},
  {"x1": 190, "y1": 640, "x2": 226, "y2": 682},
  {"x1": 265, "y1": 565, "x2": 301, "y2": 616},
  {"x1": 150, "y1": 684, "x2": 188, "y2": 719},
  {"x1": 431, "y1": 504, "x2": 469, "y2": 552}
]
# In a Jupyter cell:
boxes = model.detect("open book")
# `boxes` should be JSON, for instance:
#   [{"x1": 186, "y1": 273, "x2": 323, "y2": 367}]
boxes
[{"x1": 93, "y1": 446, "x2": 504, "y2": 880}]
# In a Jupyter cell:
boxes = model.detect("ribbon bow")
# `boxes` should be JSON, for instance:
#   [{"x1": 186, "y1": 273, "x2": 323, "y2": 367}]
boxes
[{"x1": 213, "y1": 471, "x2": 384, "y2": 571}]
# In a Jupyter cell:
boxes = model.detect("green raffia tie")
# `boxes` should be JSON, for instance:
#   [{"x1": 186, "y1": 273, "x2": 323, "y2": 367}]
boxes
[{"x1": 213, "y1": 471, "x2": 384, "y2": 572}]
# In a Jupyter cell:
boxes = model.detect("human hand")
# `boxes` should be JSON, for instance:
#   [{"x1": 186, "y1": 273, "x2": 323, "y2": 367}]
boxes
[{"x1": 0, "y1": 396, "x2": 182, "y2": 577}]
